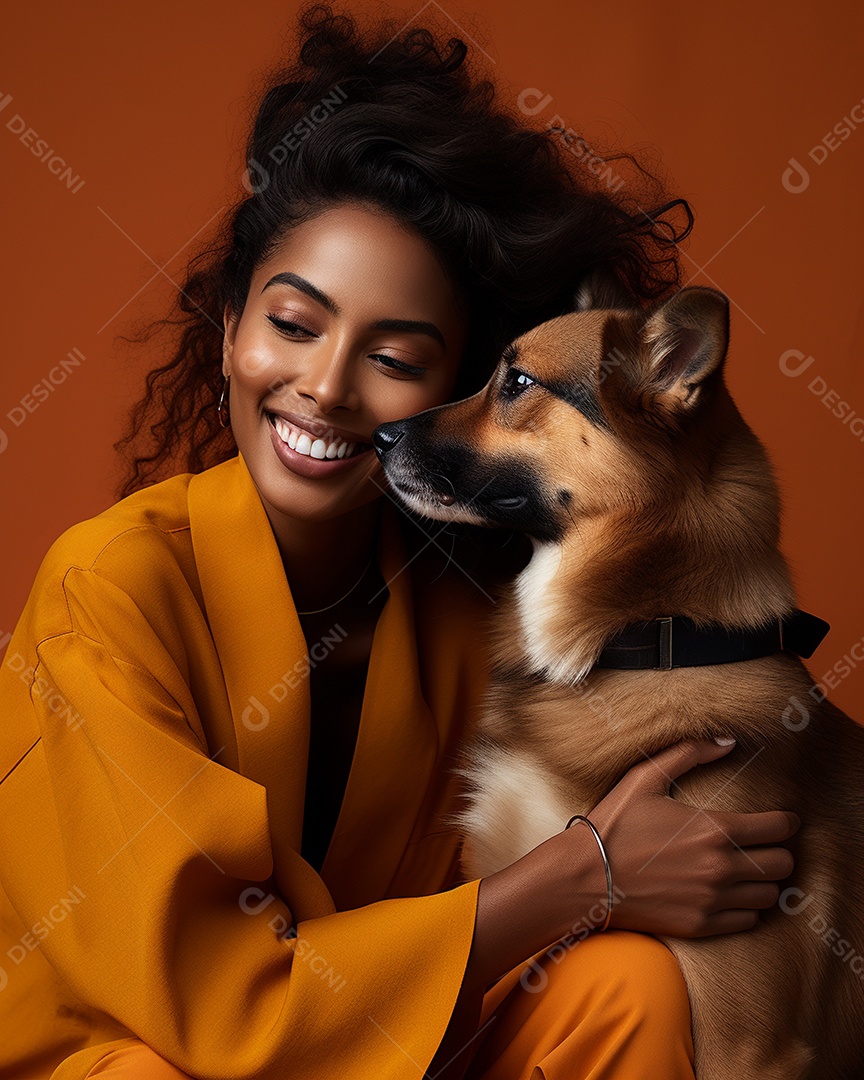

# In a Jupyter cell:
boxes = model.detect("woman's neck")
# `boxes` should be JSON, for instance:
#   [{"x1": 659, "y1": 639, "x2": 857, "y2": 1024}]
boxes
[{"x1": 263, "y1": 495, "x2": 384, "y2": 614}]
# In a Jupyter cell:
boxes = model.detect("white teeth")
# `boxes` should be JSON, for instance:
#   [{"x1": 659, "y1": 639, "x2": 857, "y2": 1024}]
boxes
[{"x1": 271, "y1": 414, "x2": 361, "y2": 461}]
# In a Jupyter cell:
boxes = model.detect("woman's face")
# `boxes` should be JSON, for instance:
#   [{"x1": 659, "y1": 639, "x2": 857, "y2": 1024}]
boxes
[{"x1": 222, "y1": 203, "x2": 467, "y2": 523}]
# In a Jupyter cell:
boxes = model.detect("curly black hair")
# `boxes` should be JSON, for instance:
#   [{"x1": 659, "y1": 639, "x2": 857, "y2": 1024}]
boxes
[{"x1": 113, "y1": 2, "x2": 692, "y2": 501}]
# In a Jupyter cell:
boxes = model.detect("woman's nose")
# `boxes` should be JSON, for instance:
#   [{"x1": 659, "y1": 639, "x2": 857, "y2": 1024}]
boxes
[{"x1": 295, "y1": 342, "x2": 360, "y2": 411}]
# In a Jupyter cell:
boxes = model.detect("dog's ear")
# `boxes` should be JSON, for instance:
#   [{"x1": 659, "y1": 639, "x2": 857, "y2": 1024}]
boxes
[
  {"x1": 639, "y1": 286, "x2": 730, "y2": 411},
  {"x1": 572, "y1": 267, "x2": 640, "y2": 312}
]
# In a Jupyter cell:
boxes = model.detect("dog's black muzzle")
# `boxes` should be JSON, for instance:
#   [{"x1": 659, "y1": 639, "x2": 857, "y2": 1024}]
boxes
[{"x1": 372, "y1": 415, "x2": 564, "y2": 543}]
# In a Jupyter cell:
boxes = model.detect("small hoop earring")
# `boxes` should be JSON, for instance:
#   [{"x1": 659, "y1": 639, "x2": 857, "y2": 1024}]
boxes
[{"x1": 217, "y1": 374, "x2": 230, "y2": 428}]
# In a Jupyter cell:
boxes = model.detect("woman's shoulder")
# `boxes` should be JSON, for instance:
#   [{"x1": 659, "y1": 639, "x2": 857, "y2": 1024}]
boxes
[
  {"x1": 21, "y1": 469, "x2": 200, "y2": 646},
  {"x1": 46, "y1": 469, "x2": 194, "y2": 571}
]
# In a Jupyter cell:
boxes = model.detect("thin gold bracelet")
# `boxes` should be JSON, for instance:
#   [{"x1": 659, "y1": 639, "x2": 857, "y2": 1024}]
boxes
[{"x1": 565, "y1": 813, "x2": 614, "y2": 931}]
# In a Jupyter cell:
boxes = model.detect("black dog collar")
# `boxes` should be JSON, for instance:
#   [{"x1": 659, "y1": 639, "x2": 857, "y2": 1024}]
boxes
[{"x1": 593, "y1": 609, "x2": 830, "y2": 670}]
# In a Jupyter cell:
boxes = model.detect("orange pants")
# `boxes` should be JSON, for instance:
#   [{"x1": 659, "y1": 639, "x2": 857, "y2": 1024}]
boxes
[
  {"x1": 51, "y1": 931, "x2": 694, "y2": 1079},
  {"x1": 460, "y1": 930, "x2": 694, "y2": 1079}
]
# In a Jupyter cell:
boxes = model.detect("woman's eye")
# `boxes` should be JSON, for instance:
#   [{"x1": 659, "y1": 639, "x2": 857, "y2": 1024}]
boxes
[
  {"x1": 371, "y1": 354, "x2": 427, "y2": 376},
  {"x1": 266, "y1": 314, "x2": 316, "y2": 337},
  {"x1": 500, "y1": 367, "x2": 535, "y2": 400}
]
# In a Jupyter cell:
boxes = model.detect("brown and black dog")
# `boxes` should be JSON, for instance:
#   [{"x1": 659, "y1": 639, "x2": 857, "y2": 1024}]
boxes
[{"x1": 373, "y1": 273, "x2": 864, "y2": 1078}]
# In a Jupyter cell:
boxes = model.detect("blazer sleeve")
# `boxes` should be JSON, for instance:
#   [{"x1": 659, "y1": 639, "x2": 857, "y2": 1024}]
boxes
[{"x1": 0, "y1": 568, "x2": 482, "y2": 1080}]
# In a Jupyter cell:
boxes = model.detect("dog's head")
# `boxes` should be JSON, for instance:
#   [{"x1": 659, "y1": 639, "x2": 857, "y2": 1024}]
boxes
[{"x1": 373, "y1": 272, "x2": 731, "y2": 543}]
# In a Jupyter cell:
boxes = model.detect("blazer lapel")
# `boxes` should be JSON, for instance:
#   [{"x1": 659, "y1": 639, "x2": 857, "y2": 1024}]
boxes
[
  {"x1": 187, "y1": 452, "x2": 440, "y2": 914},
  {"x1": 188, "y1": 452, "x2": 332, "y2": 917}
]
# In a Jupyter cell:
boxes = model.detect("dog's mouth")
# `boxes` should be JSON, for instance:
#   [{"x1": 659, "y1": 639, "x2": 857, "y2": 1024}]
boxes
[
  {"x1": 386, "y1": 476, "x2": 480, "y2": 519},
  {"x1": 386, "y1": 471, "x2": 532, "y2": 527},
  {"x1": 395, "y1": 481, "x2": 526, "y2": 509},
  {"x1": 375, "y1": 421, "x2": 564, "y2": 541},
  {"x1": 488, "y1": 495, "x2": 528, "y2": 511}
]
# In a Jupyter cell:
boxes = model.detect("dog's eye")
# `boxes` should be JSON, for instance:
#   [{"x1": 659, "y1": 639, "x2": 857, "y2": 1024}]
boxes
[{"x1": 500, "y1": 368, "x2": 536, "y2": 401}]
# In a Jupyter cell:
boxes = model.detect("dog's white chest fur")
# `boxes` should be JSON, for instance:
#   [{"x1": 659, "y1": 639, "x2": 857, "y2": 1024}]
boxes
[
  {"x1": 453, "y1": 742, "x2": 577, "y2": 877},
  {"x1": 513, "y1": 541, "x2": 601, "y2": 684},
  {"x1": 514, "y1": 541, "x2": 563, "y2": 673}
]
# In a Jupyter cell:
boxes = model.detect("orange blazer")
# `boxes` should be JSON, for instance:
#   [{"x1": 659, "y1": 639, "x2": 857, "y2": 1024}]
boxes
[{"x1": 0, "y1": 452, "x2": 496, "y2": 1079}]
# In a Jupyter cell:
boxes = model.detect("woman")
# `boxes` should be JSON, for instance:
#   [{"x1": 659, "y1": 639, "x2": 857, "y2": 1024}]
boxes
[{"x1": 0, "y1": 6, "x2": 800, "y2": 1079}]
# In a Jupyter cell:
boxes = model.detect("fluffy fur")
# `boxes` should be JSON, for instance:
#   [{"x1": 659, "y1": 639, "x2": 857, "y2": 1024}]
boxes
[{"x1": 377, "y1": 274, "x2": 864, "y2": 1078}]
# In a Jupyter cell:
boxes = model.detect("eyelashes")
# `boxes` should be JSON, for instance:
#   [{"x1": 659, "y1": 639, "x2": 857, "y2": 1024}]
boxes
[
  {"x1": 266, "y1": 313, "x2": 315, "y2": 336},
  {"x1": 265, "y1": 313, "x2": 428, "y2": 376},
  {"x1": 371, "y1": 354, "x2": 427, "y2": 375}
]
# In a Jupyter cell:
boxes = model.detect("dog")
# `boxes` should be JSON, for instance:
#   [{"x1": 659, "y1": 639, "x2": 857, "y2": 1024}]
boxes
[{"x1": 372, "y1": 272, "x2": 864, "y2": 1079}]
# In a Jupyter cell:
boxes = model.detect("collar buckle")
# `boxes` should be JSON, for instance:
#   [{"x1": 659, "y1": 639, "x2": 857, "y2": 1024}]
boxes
[{"x1": 659, "y1": 617, "x2": 674, "y2": 669}]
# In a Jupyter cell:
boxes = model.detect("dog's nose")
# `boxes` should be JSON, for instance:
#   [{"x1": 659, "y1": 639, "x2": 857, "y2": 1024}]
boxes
[{"x1": 372, "y1": 421, "x2": 405, "y2": 456}]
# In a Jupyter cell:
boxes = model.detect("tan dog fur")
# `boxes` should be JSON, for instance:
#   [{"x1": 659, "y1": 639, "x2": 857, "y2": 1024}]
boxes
[{"x1": 378, "y1": 275, "x2": 864, "y2": 1078}]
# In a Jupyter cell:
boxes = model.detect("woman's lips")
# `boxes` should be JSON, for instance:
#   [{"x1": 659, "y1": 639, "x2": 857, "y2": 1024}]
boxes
[{"x1": 266, "y1": 411, "x2": 375, "y2": 479}]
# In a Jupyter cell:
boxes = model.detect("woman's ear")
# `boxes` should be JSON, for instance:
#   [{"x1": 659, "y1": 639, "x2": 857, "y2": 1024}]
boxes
[{"x1": 222, "y1": 303, "x2": 238, "y2": 377}]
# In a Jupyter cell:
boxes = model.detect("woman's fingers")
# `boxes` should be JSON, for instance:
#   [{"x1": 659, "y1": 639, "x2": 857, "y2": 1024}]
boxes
[
  {"x1": 626, "y1": 738, "x2": 739, "y2": 794},
  {"x1": 697, "y1": 909, "x2": 760, "y2": 937},
  {"x1": 713, "y1": 881, "x2": 782, "y2": 913},
  {"x1": 583, "y1": 738, "x2": 802, "y2": 939},
  {"x1": 729, "y1": 844, "x2": 796, "y2": 883},
  {"x1": 712, "y1": 808, "x2": 801, "y2": 848}
]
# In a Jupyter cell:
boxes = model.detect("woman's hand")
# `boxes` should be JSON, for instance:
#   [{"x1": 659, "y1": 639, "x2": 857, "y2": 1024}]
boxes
[
  {"x1": 585, "y1": 738, "x2": 799, "y2": 938},
  {"x1": 462, "y1": 738, "x2": 799, "y2": 997}
]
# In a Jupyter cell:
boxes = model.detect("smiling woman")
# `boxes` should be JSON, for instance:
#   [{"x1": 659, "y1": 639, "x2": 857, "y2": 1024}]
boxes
[
  {"x1": 221, "y1": 204, "x2": 466, "y2": 559},
  {"x1": 0, "y1": 4, "x2": 804, "y2": 1080},
  {"x1": 220, "y1": 201, "x2": 468, "y2": 612}
]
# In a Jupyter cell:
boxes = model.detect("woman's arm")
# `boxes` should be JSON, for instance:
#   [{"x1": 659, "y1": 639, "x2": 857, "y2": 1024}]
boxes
[
  {"x1": 428, "y1": 737, "x2": 797, "y2": 1077},
  {"x1": 462, "y1": 737, "x2": 798, "y2": 995},
  {"x1": 0, "y1": 569, "x2": 482, "y2": 1080}
]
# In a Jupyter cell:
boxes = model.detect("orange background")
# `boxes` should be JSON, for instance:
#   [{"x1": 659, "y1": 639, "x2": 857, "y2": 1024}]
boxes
[{"x1": 1, "y1": 0, "x2": 862, "y2": 715}]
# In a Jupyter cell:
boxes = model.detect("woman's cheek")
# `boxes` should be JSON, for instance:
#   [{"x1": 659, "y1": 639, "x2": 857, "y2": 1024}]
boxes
[{"x1": 232, "y1": 339, "x2": 282, "y2": 382}]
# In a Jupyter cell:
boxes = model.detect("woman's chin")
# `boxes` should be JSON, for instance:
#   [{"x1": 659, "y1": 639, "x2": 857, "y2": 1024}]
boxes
[{"x1": 250, "y1": 451, "x2": 385, "y2": 522}]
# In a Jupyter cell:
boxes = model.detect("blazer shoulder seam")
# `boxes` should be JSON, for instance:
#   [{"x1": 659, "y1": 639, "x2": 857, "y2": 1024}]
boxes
[
  {"x1": 74, "y1": 521, "x2": 191, "y2": 574},
  {"x1": 52, "y1": 524, "x2": 190, "y2": 633},
  {"x1": 31, "y1": 630, "x2": 200, "y2": 746}
]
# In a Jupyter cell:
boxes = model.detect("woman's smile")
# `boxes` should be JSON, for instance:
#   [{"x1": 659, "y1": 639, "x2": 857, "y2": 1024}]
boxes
[{"x1": 265, "y1": 407, "x2": 376, "y2": 479}]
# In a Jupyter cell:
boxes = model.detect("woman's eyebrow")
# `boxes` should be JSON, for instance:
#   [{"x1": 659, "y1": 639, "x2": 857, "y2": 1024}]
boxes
[
  {"x1": 262, "y1": 272, "x2": 338, "y2": 314},
  {"x1": 261, "y1": 272, "x2": 446, "y2": 349},
  {"x1": 372, "y1": 318, "x2": 446, "y2": 349}
]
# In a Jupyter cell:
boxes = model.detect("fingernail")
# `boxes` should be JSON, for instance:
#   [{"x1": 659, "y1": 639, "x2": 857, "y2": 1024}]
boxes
[{"x1": 714, "y1": 736, "x2": 736, "y2": 746}]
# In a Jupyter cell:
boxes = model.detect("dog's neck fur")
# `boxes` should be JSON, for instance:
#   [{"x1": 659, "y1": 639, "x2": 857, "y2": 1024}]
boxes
[{"x1": 511, "y1": 395, "x2": 796, "y2": 686}]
